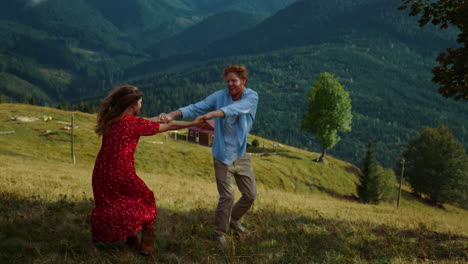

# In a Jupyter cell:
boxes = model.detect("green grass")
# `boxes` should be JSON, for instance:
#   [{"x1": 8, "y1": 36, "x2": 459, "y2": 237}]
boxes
[
  {"x1": 0, "y1": 104, "x2": 467, "y2": 263},
  {"x1": 0, "y1": 103, "x2": 361, "y2": 197}
]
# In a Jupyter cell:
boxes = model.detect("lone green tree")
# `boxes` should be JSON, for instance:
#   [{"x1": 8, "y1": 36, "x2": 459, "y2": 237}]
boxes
[
  {"x1": 399, "y1": 0, "x2": 468, "y2": 101},
  {"x1": 301, "y1": 72, "x2": 352, "y2": 162},
  {"x1": 358, "y1": 141, "x2": 380, "y2": 203},
  {"x1": 402, "y1": 125, "x2": 468, "y2": 206}
]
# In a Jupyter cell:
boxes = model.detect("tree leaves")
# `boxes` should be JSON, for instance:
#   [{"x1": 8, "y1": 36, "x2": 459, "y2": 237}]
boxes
[
  {"x1": 402, "y1": 124, "x2": 468, "y2": 205},
  {"x1": 399, "y1": 0, "x2": 467, "y2": 100},
  {"x1": 301, "y1": 72, "x2": 353, "y2": 157}
]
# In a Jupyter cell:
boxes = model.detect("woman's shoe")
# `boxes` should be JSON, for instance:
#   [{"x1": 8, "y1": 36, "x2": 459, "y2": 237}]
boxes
[
  {"x1": 140, "y1": 225, "x2": 155, "y2": 256},
  {"x1": 125, "y1": 232, "x2": 140, "y2": 250}
]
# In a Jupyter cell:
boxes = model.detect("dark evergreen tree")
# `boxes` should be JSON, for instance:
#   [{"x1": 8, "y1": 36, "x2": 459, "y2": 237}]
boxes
[
  {"x1": 17, "y1": 94, "x2": 25, "y2": 104},
  {"x1": 30, "y1": 96, "x2": 36, "y2": 106},
  {"x1": 58, "y1": 100, "x2": 71, "y2": 111},
  {"x1": 358, "y1": 141, "x2": 380, "y2": 203}
]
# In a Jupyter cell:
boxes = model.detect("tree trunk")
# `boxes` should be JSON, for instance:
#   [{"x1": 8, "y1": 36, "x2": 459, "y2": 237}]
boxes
[{"x1": 317, "y1": 147, "x2": 326, "y2": 162}]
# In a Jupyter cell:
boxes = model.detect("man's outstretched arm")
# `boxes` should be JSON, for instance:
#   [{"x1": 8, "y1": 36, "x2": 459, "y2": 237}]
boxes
[
  {"x1": 200, "y1": 110, "x2": 225, "y2": 120},
  {"x1": 158, "y1": 110, "x2": 182, "y2": 123}
]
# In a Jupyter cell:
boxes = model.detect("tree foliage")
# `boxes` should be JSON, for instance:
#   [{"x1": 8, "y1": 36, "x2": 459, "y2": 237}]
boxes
[
  {"x1": 399, "y1": 0, "x2": 468, "y2": 101},
  {"x1": 358, "y1": 141, "x2": 380, "y2": 203},
  {"x1": 252, "y1": 139, "x2": 260, "y2": 148},
  {"x1": 376, "y1": 166, "x2": 398, "y2": 202},
  {"x1": 301, "y1": 72, "x2": 352, "y2": 161},
  {"x1": 358, "y1": 141, "x2": 398, "y2": 203},
  {"x1": 401, "y1": 124, "x2": 468, "y2": 206}
]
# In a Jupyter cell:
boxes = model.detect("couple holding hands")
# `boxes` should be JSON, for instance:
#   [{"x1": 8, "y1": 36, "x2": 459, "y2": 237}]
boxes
[{"x1": 90, "y1": 65, "x2": 259, "y2": 255}]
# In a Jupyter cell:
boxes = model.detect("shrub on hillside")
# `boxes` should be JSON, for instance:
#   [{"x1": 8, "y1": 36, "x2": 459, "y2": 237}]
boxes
[
  {"x1": 376, "y1": 166, "x2": 398, "y2": 202},
  {"x1": 252, "y1": 139, "x2": 260, "y2": 148},
  {"x1": 400, "y1": 125, "x2": 468, "y2": 206}
]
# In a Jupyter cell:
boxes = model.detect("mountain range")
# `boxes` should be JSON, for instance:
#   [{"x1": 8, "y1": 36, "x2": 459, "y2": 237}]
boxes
[{"x1": 0, "y1": 0, "x2": 466, "y2": 167}]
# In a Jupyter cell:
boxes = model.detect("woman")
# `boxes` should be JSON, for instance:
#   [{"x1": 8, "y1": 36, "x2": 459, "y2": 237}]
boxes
[{"x1": 91, "y1": 85, "x2": 202, "y2": 255}]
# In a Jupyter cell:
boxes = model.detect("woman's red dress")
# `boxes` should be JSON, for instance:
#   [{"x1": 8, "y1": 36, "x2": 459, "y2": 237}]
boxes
[{"x1": 91, "y1": 114, "x2": 160, "y2": 242}]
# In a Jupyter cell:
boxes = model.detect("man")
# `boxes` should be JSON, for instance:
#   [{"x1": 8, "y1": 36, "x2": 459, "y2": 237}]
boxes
[{"x1": 159, "y1": 65, "x2": 258, "y2": 245}]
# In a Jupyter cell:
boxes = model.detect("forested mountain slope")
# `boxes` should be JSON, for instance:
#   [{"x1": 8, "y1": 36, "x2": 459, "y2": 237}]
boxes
[
  {"x1": 147, "y1": 11, "x2": 267, "y2": 59},
  {"x1": 1, "y1": 0, "x2": 465, "y2": 167},
  {"x1": 132, "y1": 44, "x2": 467, "y2": 167}
]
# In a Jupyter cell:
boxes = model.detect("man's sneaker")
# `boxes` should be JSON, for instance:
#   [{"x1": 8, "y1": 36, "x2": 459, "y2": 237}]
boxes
[
  {"x1": 212, "y1": 234, "x2": 227, "y2": 247},
  {"x1": 230, "y1": 220, "x2": 250, "y2": 235}
]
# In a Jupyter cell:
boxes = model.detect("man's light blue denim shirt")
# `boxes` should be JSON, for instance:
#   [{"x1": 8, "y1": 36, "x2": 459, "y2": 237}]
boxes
[{"x1": 178, "y1": 88, "x2": 258, "y2": 165}]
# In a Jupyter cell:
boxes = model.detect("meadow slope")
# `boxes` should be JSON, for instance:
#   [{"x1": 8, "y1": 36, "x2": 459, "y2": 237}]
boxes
[{"x1": 0, "y1": 104, "x2": 467, "y2": 264}]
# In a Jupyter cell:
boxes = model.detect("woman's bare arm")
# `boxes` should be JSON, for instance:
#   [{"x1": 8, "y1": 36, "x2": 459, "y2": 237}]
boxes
[
  {"x1": 158, "y1": 116, "x2": 204, "y2": 133},
  {"x1": 146, "y1": 116, "x2": 161, "y2": 122}
]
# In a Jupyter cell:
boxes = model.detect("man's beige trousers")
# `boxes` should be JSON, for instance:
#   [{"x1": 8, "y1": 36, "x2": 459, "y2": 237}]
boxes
[{"x1": 213, "y1": 155, "x2": 257, "y2": 236}]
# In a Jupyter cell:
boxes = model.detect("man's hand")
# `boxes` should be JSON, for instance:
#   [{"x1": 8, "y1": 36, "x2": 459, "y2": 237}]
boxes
[
  {"x1": 158, "y1": 110, "x2": 182, "y2": 124},
  {"x1": 158, "y1": 113, "x2": 172, "y2": 124},
  {"x1": 200, "y1": 113, "x2": 211, "y2": 120},
  {"x1": 194, "y1": 116, "x2": 207, "y2": 126}
]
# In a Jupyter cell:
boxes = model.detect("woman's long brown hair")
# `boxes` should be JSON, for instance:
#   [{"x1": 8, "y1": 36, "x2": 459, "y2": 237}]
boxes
[{"x1": 95, "y1": 85, "x2": 143, "y2": 136}]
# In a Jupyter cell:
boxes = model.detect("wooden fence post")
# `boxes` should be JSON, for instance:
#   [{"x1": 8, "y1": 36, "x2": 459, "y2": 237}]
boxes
[
  {"x1": 71, "y1": 114, "x2": 76, "y2": 164},
  {"x1": 397, "y1": 159, "x2": 405, "y2": 208}
]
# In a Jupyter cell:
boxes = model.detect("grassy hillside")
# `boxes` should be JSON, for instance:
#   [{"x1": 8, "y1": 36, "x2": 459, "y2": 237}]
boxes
[
  {"x1": 0, "y1": 104, "x2": 467, "y2": 263},
  {"x1": 0, "y1": 103, "x2": 361, "y2": 196}
]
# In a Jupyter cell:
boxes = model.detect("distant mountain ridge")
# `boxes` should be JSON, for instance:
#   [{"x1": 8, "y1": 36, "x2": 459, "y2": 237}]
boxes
[
  {"x1": 142, "y1": 0, "x2": 455, "y2": 70},
  {"x1": 124, "y1": 0, "x2": 456, "y2": 79},
  {"x1": 0, "y1": 0, "x2": 291, "y2": 103},
  {"x1": 122, "y1": 0, "x2": 466, "y2": 167},
  {"x1": 147, "y1": 11, "x2": 267, "y2": 59},
  {"x1": 0, "y1": 0, "x2": 466, "y2": 167},
  {"x1": 178, "y1": 0, "x2": 297, "y2": 15}
]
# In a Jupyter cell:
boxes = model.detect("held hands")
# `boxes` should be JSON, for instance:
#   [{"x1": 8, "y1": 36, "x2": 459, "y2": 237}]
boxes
[
  {"x1": 158, "y1": 110, "x2": 221, "y2": 129},
  {"x1": 158, "y1": 113, "x2": 174, "y2": 124},
  {"x1": 194, "y1": 115, "x2": 207, "y2": 126},
  {"x1": 192, "y1": 110, "x2": 224, "y2": 126},
  {"x1": 159, "y1": 110, "x2": 223, "y2": 124}
]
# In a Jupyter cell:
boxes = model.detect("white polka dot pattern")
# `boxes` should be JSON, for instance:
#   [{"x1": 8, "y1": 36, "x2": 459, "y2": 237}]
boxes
[{"x1": 90, "y1": 114, "x2": 160, "y2": 242}]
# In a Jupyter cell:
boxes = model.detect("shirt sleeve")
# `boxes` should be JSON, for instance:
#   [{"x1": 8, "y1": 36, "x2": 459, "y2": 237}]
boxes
[
  {"x1": 220, "y1": 90, "x2": 258, "y2": 117},
  {"x1": 179, "y1": 92, "x2": 218, "y2": 118},
  {"x1": 134, "y1": 117, "x2": 160, "y2": 136}
]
